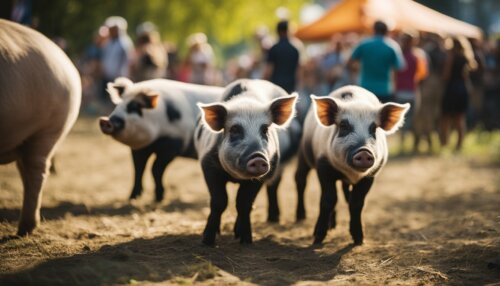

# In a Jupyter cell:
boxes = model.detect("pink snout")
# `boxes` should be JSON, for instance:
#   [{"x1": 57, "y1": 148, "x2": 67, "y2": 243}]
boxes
[
  {"x1": 99, "y1": 117, "x2": 114, "y2": 135},
  {"x1": 246, "y1": 155, "x2": 270, "y2": 177},
  {"x1": 352, "y1": 150, "x2": 374, "y2": 170}
]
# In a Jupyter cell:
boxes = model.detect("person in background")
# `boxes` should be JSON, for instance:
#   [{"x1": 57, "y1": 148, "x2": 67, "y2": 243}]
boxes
[
  {"x1": 320, "y1": 35, "x2": 348, "y2": 92},
  {"x1": 467, "y1": 38, "x2": 486, "y2": 128},
  {"x1": 348, "y1": 20, "x2": 406, "y2": 103},
  {"x1": 80, "y1": 25, "x2": 108, "y2": 114},
  {"x1": 130, "y1": 21, "x2": 167, "y2": 82},
  {"x1": 101, "y1": 16, "x2": 133, "y2": 103},
  {"x1": 439, "y1": 36, "x2": 478, "y2": 152},
  {"x1": 263, "y1": 20, "x2": 300, "y2": 94},
  {"x1": 180, "y1": 32, "x2": 220, "y2": 85},
  {"x1": 395, "y1": 30, "x2": 428, "y2": 154}
]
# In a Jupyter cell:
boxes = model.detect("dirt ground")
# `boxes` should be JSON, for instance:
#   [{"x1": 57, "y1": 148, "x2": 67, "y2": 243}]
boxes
[{"x1": 0, "y1": 117, "x2": 499, "y2": 286}]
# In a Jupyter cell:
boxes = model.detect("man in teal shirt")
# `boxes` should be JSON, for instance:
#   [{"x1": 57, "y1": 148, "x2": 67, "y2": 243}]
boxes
[{"x1": 348, "y1": 20, "x2": 406, "y2": 103}]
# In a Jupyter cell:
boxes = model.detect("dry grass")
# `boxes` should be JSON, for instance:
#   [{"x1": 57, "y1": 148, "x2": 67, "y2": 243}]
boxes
[{"x1": 0, "y1": 117, "x2": 499, "y2": 285}]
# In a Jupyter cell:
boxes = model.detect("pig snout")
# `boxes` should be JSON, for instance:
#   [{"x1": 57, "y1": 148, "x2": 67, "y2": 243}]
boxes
[
  {"x1": 99, "y1": 116, "x2": 125, "y2": 135},
  {"x1": 351, "y1": 149, "x2": 374, "y2": 171},
  {"x1": 246, "y1": 153, "x2": 270, "y2": 176}
]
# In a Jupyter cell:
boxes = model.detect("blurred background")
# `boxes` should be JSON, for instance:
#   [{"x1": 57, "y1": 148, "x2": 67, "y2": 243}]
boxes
[{"x1": 0, "y1": 0, "x2": 499, "y2": 156}]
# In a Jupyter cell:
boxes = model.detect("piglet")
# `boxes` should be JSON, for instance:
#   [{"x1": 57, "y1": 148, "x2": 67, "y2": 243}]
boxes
[
  {"x1": 195, "y1": 79, "x2": 298, "y2": 245},
  {"x1": 295, "y1": 85, "x2": 409, "y2": 245}
]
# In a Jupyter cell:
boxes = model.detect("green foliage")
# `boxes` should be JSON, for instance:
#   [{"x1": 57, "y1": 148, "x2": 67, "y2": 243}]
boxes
[{"x1": 31, "y1": 0, "x2": 310, "y2": 58}]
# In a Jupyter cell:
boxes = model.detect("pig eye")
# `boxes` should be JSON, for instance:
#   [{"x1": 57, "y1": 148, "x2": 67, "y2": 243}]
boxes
[
  {"x1": 260, "y1": 124, "x2": 269, "y2": 140},
  {"x1": 229, "y1": 124, "x2": 244, "y2": 141},
  {"x1": 126, "y1": 101, "x2": 143, "y2": 117},
  {"x1": 338, "y1": 120, "x2": 353, "y2": 137},
  {"x1": 369, "y1": 122, "x2": 377, "y2": 138}
]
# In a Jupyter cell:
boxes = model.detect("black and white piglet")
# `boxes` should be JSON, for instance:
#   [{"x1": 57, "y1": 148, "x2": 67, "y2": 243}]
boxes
[
  {"x1": 99, "y1": 78, "x2": 223, "y2": 202},
  {"x1": 295, "y1": 85, "x2": 409, "y2": 245},
  {"x1": 195, "y1": 79, "x2": 298, "y2": 245}
]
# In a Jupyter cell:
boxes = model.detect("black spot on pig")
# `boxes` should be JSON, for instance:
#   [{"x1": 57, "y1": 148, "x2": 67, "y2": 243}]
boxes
[
  {"x1": 196, "y1": 125, "x2": 204, "y2": 141},
  {"x1": 341, "y1": 91, "x2": 353, "y2": 99},
  {"x1": 223, "y1": 82, "x2": 247, "y2": 101},
  {"x1": 165, "y1": 99, "x2": 181, "y2": 122}
]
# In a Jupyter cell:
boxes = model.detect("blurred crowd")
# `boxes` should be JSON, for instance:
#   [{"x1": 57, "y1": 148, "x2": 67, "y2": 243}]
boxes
[{"x1": 34, "y1": 15, "x2": 500, "y2": 153}]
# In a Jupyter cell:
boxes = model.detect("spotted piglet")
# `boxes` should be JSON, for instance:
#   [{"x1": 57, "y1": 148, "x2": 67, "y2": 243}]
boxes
[
  {"x1": 100, "y1": 78, "x2": 223, "y2": 202},
  {"x1": 295, "y1": 85, "x2": 409, "y2": 245},
  {"x1": 195, "y1": 79, "x2": 298, "y2": 246}
]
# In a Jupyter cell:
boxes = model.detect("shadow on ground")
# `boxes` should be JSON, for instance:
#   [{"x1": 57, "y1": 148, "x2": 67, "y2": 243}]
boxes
[
  {"x1": 0, "y1": 234, "x2": 354, "y2": 286},
  {"x1": 0, "y1": 198, "x2": 207, "y2": 223}
]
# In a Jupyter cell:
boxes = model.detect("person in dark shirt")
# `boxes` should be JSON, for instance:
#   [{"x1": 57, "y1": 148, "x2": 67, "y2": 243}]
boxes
[
  {"x1": 439, "y1": 36, "x2": 477, "y2": 151},
  {"x1": 264, "y1": 20, "x2": 300, "y2": 94}
]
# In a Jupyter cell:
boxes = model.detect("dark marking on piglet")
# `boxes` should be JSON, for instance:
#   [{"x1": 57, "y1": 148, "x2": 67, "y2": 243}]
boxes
[
  {"x1": 223, "y1": 81, "x2": 247, "y2": 102},
  {"x1": 341, "y1": 91, "x2": 353, "y2": 99},
  {"x1": 165, "y1": 99, "x2": 182, "y2": 122}
]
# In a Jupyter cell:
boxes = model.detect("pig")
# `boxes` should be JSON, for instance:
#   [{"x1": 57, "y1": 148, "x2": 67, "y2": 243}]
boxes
[
  {"x1": 195, "y1": 79, "x2": 298, "y2": 245},
  {"x1": 99, "y1": 78, "x2": 224, "y2": 202},
  {"x1": 295, "y1": 85, "x2": 409, "y2": 245},
  {"x1": 0, "y1": 20, "x2": 81, "y2": 235}
]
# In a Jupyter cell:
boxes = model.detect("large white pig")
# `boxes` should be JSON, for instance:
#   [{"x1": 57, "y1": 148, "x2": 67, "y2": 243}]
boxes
[
  {"x1": 0, "y1": 20, "x2": 81, "y2": 235},
  {"x1": 295, "y1": 86, "x2": 409, "y2": 245}
]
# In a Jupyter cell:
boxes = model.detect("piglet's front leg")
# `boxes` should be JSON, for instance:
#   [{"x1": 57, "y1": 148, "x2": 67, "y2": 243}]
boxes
[
  {"x1": 235, "y1": 181, "x2": 261, "y2": 244},
  {"x1": 202, "y1": 173, "x2": 228, "y2": 246},
  {"x1": 348, "y1": 177, "x2": 373, "y2": 245}
]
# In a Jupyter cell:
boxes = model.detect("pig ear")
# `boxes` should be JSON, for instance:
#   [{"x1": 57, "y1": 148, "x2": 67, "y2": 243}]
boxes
[
  {"x1": 312, "y1": 95, "x2": 340, "y2": 127},
  {"x1": 198, "y1": 102, "x2": 227, "y2": 132},
  {"x1": 106, "y1": 77, "x2": 133, "y2": 104},
  {"x1": 378, "y1": 102, "x2": 410, "y2": 134},
  {"x1": 269, "y1": 93, "x2": 298, "y2": 126},
  {"x1": 138, "y1": 91, "x2": 160, "y2": 109}
]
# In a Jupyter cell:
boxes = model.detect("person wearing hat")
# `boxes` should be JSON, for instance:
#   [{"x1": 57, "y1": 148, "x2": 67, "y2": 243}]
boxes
[
  {"x1": 101, "y1": 16, "x2": 133, "y2": 103},
  {"x1": 130, "y1": 21, "x2": 167, "y2": 81}
]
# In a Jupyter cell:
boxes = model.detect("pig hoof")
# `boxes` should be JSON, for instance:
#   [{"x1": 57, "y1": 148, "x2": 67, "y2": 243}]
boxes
[
  {"x1": 239, "y1": 238, "x2": 253, "y2": 245},
  {"x1": 329, "y1": 221, "x2": 336, "y2": 229},
  {"x1": 202, "y1": 237, "x2": 216, "y2": 247},
  {"x1": 129, "y1": 194, "x2": 141, "y2": 200},
  {"x1": 17, "y1": 224, "x2": 36, "y2": 236},
  {"x1": 313, "y1": 237, "x2": 324, "y2": 245},
  {"x1": 267, "y1": 215, "x2": 279, "y2": 223},
  {"x1": 296, "y1": 214, "x2": 306, "y2": 222},
  {"x1": 353, "y1": 239, "x2": 363, "y2": 246}
]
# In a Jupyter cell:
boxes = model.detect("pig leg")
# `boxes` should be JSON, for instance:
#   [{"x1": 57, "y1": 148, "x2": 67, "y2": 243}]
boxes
[
  {"x1": 413, "y1": 134, "x2": 420, "y2": 153},
  {"x1": 331, "y1": 182, "x2": 350, "y2": 230},
  {"x1": 348, "y1": 177, "x2": 373, "y2": 245},
  {"x1": 235, "y1": 181, "x2": 261, "y2": 244},
  {"x1": 294, "y1": 153, "x2": 311, "y2": 222},
  {"x1": 16, "y1": 135, "x2": 57, "y2": 235},
  {"x1": 151, "y1": 150, "x2": 177, "y2": 202},
  {"x1": 202, "y1": 172, "x2": 228, "y2": 246},
  {"x1": 313, "y1": 167, "x2": 338, "y2": 244},
  {"x1": 266, "y1": 174, "x2": 281, "y2": 223},
  {"x1": 130, "y1": 148, "x2": 153, "y2": 200},
  {"x1": 152, "y1": 137, "x2": 184, "y2": 202}
]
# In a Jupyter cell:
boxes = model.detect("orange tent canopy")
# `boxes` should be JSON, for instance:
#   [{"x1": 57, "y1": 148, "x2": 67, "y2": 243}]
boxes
[{"x1": 295, "y1": 0, "x2": 483, "y2": 41}]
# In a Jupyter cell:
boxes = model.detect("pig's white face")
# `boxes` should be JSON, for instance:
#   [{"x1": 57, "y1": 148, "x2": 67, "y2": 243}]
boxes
[
  {"x1": 312, "y1": 90, "x2": 409, "y2": 180},
  {"x1": 199, "y1": 93, "x2": 297, "y2": 180},
  {"x1": 99, "y1": 78, "x2": 161, "y2": 149}
]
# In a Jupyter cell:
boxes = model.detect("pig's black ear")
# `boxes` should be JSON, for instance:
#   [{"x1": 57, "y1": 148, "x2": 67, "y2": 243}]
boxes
[
  {"x1": 312, "y1": 95, "x2": 339, "y2": 127},
  {"x1": 106, "y1": 77, "x2": 133, "y2": 104},
  {"x1": 378, "y1": 102, "x2": 410, "y2": 134},
  {"x1": 269, "y1": 93, "x2": 298, "y2": 126},
  {"x1": 198, "y1": 102, "x2": 227, "y2": 132}
]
